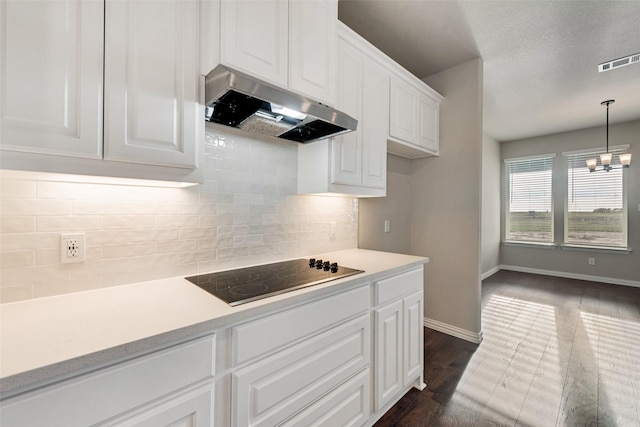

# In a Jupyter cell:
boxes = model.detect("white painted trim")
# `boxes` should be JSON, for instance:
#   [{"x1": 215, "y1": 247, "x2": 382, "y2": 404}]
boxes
[
  {"x1": 560, "y1": 244, "x2": 632, "y2": 254},
  {"x1": 481, "y1": 266, "x2": 500, "y2": 280},
  {"x1": 502, "y1": 241, "x2": 557, "y2": 249},
  {"x1": 504, "y1": 153, "x2": 556, "y2": 163},
  {"x1": 500, "y1": 265, "x2": 640, "y2": 288},
  {"x1": 423, "y1": 318, "x2": 482, "y2": 344}
]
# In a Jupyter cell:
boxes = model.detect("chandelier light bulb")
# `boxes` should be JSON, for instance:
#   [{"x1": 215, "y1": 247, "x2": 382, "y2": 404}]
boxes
[
  {"x1": 586, "y1": 158, "x2": 598, "y2": 171},
  {"x1": 600, "y1": 152, "x2": 612, "y2": 166},
  {"x1": 619, "y1": 153, "x2": 632, "y2": 167}
]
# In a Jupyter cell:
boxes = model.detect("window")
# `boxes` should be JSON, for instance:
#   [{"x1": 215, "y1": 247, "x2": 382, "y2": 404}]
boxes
[
  {"x1": 504, "y1": 155, "x2": 555, "y2": 243},
  {"x1": 564, "y1": 147, "x2": 628, "y2": 248}
]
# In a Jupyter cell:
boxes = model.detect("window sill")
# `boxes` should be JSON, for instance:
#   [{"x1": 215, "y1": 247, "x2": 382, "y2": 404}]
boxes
[
  {"x1": 502, "y1": 241, "x2": 557, "y2": 249},
  {"x1": 560, "y1": 245, "x2": 632, "y2": 254}
]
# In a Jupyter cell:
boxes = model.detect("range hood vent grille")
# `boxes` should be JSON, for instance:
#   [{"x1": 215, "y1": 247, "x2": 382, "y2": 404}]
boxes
[{"x1": 204, "y1": 65, "x2": 357, "y2": 143}]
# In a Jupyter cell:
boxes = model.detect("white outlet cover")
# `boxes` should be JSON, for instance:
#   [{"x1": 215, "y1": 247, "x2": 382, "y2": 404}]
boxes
[{"x1": 61, "y1": 233, "x2": 85, "y2": 264}]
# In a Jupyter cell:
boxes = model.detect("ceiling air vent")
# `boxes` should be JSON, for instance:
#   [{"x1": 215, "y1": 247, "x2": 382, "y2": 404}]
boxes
[{"x1": 598, "y1": 52, "x2": 640, "y2": 72}]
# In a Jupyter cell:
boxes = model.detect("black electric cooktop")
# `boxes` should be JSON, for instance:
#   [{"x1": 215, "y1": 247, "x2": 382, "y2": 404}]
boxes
[{"x1": 185, "y1": 258, "x2": 364, "y2": 306}]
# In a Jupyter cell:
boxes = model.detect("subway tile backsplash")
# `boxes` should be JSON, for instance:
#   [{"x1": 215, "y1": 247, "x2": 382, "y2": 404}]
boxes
[{"x1": 0, "y1": 126, "x2": 358, "y2": 303}]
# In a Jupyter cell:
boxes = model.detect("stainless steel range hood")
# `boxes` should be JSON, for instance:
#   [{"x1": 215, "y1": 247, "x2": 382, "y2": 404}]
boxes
[{"x1": 204, "y1": 64, "x2": 357, "y2": 143}]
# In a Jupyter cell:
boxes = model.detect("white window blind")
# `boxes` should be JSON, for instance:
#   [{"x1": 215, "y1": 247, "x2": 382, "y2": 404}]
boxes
[
  {"x1": 564, "y1": 148, "x2": 627, "y2": 248},
  {"x1": 505, "y1": 155, "x2": 555, "y2": 243}
]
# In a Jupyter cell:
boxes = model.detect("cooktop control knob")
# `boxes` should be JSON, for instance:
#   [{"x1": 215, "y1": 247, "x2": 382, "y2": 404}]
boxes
[
  {"x1": 323, "y1": 261, "x2": 331, "y2": 271},
  {"x1": 309, "y1": 258, "x2": 316, "y2": 267},
  {"x1": 315, "y1": 259, "x2": 323, "y2": 269},
  {"x1": 330, "y1": 262, "x2": 339, "y2": 273}
]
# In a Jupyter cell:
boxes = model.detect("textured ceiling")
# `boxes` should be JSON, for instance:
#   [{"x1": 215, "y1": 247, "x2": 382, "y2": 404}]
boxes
[{"x1": 338, "y1": 0, "x2": 640, "y2": 142}]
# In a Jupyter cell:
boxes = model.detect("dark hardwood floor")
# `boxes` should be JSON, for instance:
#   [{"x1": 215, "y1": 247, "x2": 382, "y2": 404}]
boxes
[{"x1": 375, "y1": 270, "x2": 640, "y2": 426}]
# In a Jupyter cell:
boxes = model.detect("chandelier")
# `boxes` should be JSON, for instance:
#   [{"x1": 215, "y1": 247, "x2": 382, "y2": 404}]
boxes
[{"x1": 586, "y1": 100, "x2": 632, "y2": 172}]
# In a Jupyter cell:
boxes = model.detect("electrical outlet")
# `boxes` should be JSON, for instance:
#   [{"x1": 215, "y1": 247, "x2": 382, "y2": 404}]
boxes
[
  {"x1": 588, "y1": 257, "x2": 595, "y2": 266},
  {"x1": 61, "y1": 233, "x2": 85, "y2": 263},
  {"x1": 384, "y1": 220, "x2": 391, "y2": 233}
]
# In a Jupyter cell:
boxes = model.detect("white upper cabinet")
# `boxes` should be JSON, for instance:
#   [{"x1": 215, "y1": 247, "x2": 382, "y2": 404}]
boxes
[
  {"x1": 288, "y1": 0, "x2": 337, "y2": 104},
  {"x1": 361, "y1": 58, "x2": 389, "y2": 189},
  {"x1": 219, "y1": 0, "x2": 337, "y2": 106},
  {"x1": 0, "y1": 0, "x2": 203, "y2": 183},
  {"x1": 220, "y1": 0, "x2": 288, "y2": 88},
  {"x1": 388, "y1": 73, "x2": 443, "y2": 158},
  {"x1": 0, "y1": 0, "x2": 104, "y2": 158},
  {"x1": 418, "y1": 94, "x2": 439, "y2": 152},
  {"x1": 331, "y1": 37, "x2": 363, "y2": 187},
  {"x1": 332, "y1": 35, "x2": 387, "y2": 190},
  {"x1": 298, "y1": 23, "x2": 387, "y2": 197},
  {"x1": 389, "y1": 77, "x2": 419, "y2": 145},
  {"x1": 104, "y1": 0, "x2": 199, "y2": 168}
]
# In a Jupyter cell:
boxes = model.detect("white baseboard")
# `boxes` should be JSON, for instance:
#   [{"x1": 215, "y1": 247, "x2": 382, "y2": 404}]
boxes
[
  {"x1": 499, "y1": 265, "x2": 640, "y2": 288},
  {"x1": 424, "y1": 317, "x2": 483, "y2": 344},
  {"x1": 481, "y1": 265, "x2": 501, "y2": 280}
]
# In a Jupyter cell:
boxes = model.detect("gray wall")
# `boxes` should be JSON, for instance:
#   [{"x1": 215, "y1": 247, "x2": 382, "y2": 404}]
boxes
[
  {"x1": 501, "y1": 120, "x2": 640, "y2": 283},
  {"x1": 481, "y1": 134, "x2": 501, "y2": 276},
  {"x1": 412, "y1": 58, "x2": 483, "y2": 339},
  {"x1": 358, "y1": 154, "x2": 412, "y2": 254}
]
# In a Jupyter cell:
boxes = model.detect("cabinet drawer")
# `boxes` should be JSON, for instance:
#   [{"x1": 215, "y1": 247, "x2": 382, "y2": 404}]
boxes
[
  {"x1": 374, "y1": 268, "x2": 423, "y2": 305},
  {"x1": 281, "y1": 369, "x2": 370, "y2": 427},
  {"x1": 99, "y1": 383, "x2": 214, "y2": 427},
  {"x1": 233, "y1": 285, "x2": 369, "y2": 365},
  {"x1": 233, "y1": 315, "x2": 370, "y2": 427},
  {"x1": 1, "y1": 335, "x2": 215, "y2": 427}
]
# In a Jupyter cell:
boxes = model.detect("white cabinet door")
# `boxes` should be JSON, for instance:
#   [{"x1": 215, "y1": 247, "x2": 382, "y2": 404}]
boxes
[
  {"x1": 403, "y1": 291, "x2": 424, "y2": 387},
  {"x1": 389, "y1": 77, "x2": 418, "y2": 145},
  {"x1": 418, "y1": 93, "x2": 439, "y2": 153},
  {"x1": 0, "y1": 0, "x2": 103, "y2": 158},
  {"x1": 361, "y1": 58, "x2": 388, "y2": 189},
  {"x1": 289, "y1": 0, "x2": 337, "y2": 105},
  {"x1": 220, "y1": 0, "x2": 288, "y2": 88},
  {"x1": 104, "y1": 0, "x2": 199, "y2": 169},
  {"x1": 374, "y1": 299, "x2": 403, "y2": 411},
  {"x1": 331, "y1": 37, "x2": 363, "y2": 187}
]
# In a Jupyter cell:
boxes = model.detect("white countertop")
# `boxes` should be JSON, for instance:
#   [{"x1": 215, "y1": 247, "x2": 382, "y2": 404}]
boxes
[{"x1": 0, "y1": 249, "x2": 427, "y2": 396}]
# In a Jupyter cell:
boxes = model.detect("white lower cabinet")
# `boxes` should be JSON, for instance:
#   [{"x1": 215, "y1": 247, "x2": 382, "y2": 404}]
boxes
[
  {"x1": 374, "y1": 299, "x2": 404, "y2": 409},
  {"x1": 403, "y1": 291, "x2": 425, "y2": 387},
  {"x1": 373, "y1": 268, "x2": 425, "y2": 411},
  {"x1": 233, "y1": 315, "x2": 369, "y2": 427},
  {"x1": 0, "y1": 265, "x2": 426, "y2": 427},
  {"x1": 231, "y1": 285, "x2": 370, "y2": 427},
  {"x1": 0, "y1": 335, "x2": 215, "y2": 427},
  {"x1": 100, "y1": 384, "x2": 214, "y2": 427},
  {"x1": 281, "y1": 368, "x2": 370, "y2": 427}
]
